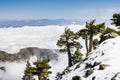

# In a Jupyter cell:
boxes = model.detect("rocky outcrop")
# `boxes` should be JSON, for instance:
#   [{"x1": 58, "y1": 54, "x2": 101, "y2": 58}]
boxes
[
  {"x1": 0, "y1": 51, "x2": 18, "y2": 61},
  {"x1": 17, "y1": 47, "x2": 59, "y2": 60},
  {"x1": 0, "y1": 47, "x2": 59, "y2": 62}
]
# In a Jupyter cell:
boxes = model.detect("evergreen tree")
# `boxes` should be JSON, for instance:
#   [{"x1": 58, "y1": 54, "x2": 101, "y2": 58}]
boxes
[
  {"x1": 57, "y1": 28, "x2": 82, "y2": 67},
  {"x1": 72, "y1": 48, "x2": 83, "y2": 65},
  {"x1": 32, "y1": 59, "x2": 52, "y2": 80},
  {"x1": 100, "y1": 27, "x2": 120, "y2": 43},
  {"x1": 77, "y1": 20, "x2": 105, "y2": 56},
  {"x1": 111, "y1": 13, "x2": 120, "y2": 27},
  {"x1": 22, "y1": 61, "x2": 35, "y2": 80},
  {"x1": 77, "y1": 29, "x2": 89, "y2": 54}
]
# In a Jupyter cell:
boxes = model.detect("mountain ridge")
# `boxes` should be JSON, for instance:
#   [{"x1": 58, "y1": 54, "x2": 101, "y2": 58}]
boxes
[
  {"x1": 0, "y1": 19, "x2": 82, "y2": 28},
  {"x1": 0, "y1": 47, "x2": 59, "y2": 62}
]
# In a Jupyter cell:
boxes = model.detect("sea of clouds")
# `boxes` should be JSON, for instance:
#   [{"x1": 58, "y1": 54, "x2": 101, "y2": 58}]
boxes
[
  {"x1": 0, "y1": 25, "x2": 84, "y2": 53},
  {"x1": 0, "y1": 25, "x2": 85, "y2": 80}
]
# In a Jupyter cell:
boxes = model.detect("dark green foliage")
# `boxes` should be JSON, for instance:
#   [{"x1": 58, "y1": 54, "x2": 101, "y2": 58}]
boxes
[
  {"x1": 111, "y1": 13, "x2": 120, "y2": 27},
  {"x1": 99, "y1": 64, "x2": 109, "y2": 70},
  {"x1": 116, "y1": 31, "x2": 120, "y2": 35},
  {"x1": 55, "y1": 67, "x2": 71, "y2": 80},
  {"x1": 22, "y1": 60, "x2": 51, "y2": 80},
  {"x1": 99, "y1": 64, "x2": 105, "y2": 70},
  {"x1": 57, "y1": 28, "x2": 82, "y2": 67},
  {"x1": 85, "y1": 69, "x2": 94, "y2": 77},
  {"x1": 93, "y1": 39, "x2": 99, "y2": 49},
  {"x1": 22, "y1": 61, "x2": 35, "y2": 80},
  {"x1": 102, "y1": 27, "x2": 117, "y2": 35},
  {"x1": 93, "y1": 62, "x2": 101, "y2": 67},
  {"x1": 85, "y1": 62, "x2": 101, "y2": 68},
  {"x1": 32, "y1": 59, "x2": 52, "y2": 80},
  {"x1": 85, "y1": 63, "x2": 93, "y2": 68},
  {"x1": 85, "y1": 20, "x2": 105, "y2": 53},
  {"x1": 72, "y1": 76, "x2": 82, "y2": 80},
  {"x1": 111, "y1": 78, "x2": 116, "y2": 80},
  {"x1": 77, "y1": 28, "x2": 89, "y2": 54},
  {"x1": 72, "y1": 48, "x2": 83, "y2": 65},
  {"x1": 100, "y1": 27, "x2": 119, "y2": 43},
  {"x1": 77, "y1": 20, "x2": 105, "y2": 56}
]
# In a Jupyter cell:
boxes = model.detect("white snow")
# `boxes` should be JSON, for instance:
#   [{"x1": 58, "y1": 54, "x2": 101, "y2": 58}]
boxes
[{"x1": 62, "y1": 37, "x2": 120, "y2": 80}]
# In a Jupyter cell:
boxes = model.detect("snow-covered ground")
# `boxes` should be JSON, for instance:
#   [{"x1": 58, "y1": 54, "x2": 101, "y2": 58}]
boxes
[{"x1": 62, "y1": 37, "x2": 120, "y2": 80}]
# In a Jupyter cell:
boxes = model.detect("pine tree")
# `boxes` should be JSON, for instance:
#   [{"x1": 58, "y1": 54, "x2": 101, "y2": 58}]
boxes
[
  {"x1": 86, "y1": 20, "x2": 105, "y2": 53},
  {"x1": 77, "y1": 20, "x2": 105, "y2": 56},
  {"x1": 57, "y1": 28, "x2": 82, "y2": 67},
  {"x1": 77, "y1": 29, "x2": 89, "y2": 54},
  {"x1": 111, "y1": 13, "x2": 120, "y2": 27},
  {"x1": 100, "y1": 27, "x2": 120, "y2": 43},
  {"x1": 32, "y1": 59, "x2": 52, "y2": 80},
  {"x1": 72, "y1": 48, "x2": 83, "y2": 65},
  {"x1": 22, "y1": 61, "x2": 35, "y2": 80}
]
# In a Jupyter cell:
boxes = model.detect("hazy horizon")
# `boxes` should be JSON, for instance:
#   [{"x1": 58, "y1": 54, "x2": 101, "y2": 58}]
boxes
[{"x1": 0, "y1": 0, "x2": 119, "y2": 22}]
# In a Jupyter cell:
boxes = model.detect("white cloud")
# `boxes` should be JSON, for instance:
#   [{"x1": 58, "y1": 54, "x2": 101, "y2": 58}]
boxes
[{"x1": 0, "y1": 25, "x2": 83, "y2": 53}]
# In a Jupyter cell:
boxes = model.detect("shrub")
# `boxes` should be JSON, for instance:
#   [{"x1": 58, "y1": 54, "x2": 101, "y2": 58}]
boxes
[
  {"x1": 99, "y1": 64, "x2": 110, "y2": 70},
  {"x1": 55, "y1": 67, "x2": 71, "y2": 80},
  {"x1": 92, "y1": 76, "x2": 96, "y2": 80},
  {"x1": 86, "y1": 62, "x2": 100, "y2": 68},
  {"x1": 72, "y1": 76, "x2": 82, "y2": 80},
  {"x1": 85, "y1": 63, "x2": 93, "y2": 68},
  {"x1": 93, "y1": 62, "x2": 101, "y2": 67},
  {"x1": 85, "y1": 69, "x2": 94, "y2": 77}
]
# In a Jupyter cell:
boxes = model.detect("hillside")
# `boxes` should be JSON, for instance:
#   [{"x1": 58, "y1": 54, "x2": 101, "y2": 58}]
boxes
[
  {"x1": 0, "y1": 47, "x2": 59, "y2": 62},
  {"x1": 60, "y1": 37, "x2": 120, "y2": 80}
]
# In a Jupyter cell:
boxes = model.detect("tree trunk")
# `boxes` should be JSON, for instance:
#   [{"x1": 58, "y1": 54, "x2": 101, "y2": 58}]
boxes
[
  {"x1": 85, "y1": 37, "x2": 89, "y2": 56},
  {"x1": 67, "y1": 42, "x2": 72, "y2": 67},
  {"x1": 67, "y1": 45, "x2": 72, "y2": 67},
  {"x1": 38, "y1": 75, "x2": 41, "y2": 80},
  {"x1": 89, "y1": 34, "x2": 93, "y2": 53}
]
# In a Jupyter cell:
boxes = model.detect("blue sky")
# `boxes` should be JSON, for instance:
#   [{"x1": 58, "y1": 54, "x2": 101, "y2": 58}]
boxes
[{"x1": 0, "y1": 0, "x2": 120, "y2": 22}]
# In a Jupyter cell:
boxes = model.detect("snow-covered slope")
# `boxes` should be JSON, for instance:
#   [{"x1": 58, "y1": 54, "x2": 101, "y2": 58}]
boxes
[{"x1": 62, "y1": 37, "x2": 120, "y2": 80}]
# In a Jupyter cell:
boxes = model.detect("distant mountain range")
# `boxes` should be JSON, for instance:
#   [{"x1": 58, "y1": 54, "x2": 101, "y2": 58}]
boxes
[{"x1": 0, "y1": 19, "x2": 83, "y2": 28}]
